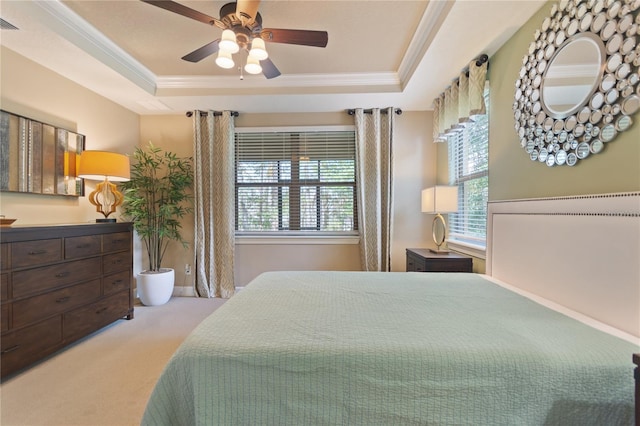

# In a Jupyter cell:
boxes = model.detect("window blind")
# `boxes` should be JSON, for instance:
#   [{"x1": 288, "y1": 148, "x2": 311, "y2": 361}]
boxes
[
  {"x1": 447, "y1": 88, "x2": 489, "y2": 247},
  {"x1": 235, "y1": 129, "x2": 357, "y2": 233}
]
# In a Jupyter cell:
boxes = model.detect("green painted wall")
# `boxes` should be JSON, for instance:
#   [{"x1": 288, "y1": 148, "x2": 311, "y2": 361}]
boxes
[{"x1": 488, "y1": 1, "x2": 640, "y2": 201}]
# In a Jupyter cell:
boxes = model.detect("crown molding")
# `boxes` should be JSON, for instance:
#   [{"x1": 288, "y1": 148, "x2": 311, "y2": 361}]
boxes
[
  {"x1": 32, "y1": 0, "x2": 157, "y2": 95},
  {"x1": 156, "y1": 72, "x2": 401, "y2": 91},
  {"x1": 397, "y1": 0, "x2": 455, "y2": 88}
]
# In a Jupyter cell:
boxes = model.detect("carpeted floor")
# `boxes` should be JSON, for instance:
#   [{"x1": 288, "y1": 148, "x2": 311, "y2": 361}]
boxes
[{"x1": 0, "y1": 296, "x2": 226, "y2": 426}]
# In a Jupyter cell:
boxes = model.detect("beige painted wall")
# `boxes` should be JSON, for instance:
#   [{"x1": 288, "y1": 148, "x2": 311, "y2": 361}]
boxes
[
  {"x1": 0, "y1": 47, "x2": 139, "y2": 225},
  {"x1": 488, "y1": 2, "x2": 640, "y2": 200},
  {"x1": 141, "y1": 111, "x2": 436, "y2": 287}
]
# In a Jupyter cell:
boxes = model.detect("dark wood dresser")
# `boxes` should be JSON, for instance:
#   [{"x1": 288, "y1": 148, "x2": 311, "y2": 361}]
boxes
[
  {"x1": 0, "y1": 223, "x2": 133, "y2": 378},
  {"x1": 406, "y1": 248, "x2": 473, "y2": 273}
]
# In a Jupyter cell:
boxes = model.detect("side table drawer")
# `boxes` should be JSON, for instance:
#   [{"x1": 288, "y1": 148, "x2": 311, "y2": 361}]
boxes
[{"x1": 423, "y1": 258, "x2": 472, "y2": 272}]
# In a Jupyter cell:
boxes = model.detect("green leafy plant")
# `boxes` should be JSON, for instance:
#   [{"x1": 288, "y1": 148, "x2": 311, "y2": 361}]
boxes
[{"x1": 121, "y1": 142, "x2": 193, "y2": 272}]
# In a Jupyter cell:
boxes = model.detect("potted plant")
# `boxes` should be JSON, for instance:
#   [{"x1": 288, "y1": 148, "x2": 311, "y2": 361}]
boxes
[{"x1": 121, "y1": 142, "x2": 193, "y2": 306}]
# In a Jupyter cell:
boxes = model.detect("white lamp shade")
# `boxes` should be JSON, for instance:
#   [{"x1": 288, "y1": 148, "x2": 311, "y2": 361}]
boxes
[
  {"x1": 421, "y1": 186, "x2": 458, "y2": 213},
  {"x1": 78, "y1": 151, "x2": 130, "y2": 182},
  {"x1": 244, "y1": 55, "x2": 262, "y2": 74},
  {"x1": 249, "y1": 37, "x2": 268, "y2": 60},
  {"x1": 219, "y1": 29, "x2": 239, "y2": 53},
  {"x1": 215, "y1": 50, "x2": 235, "y2": 69}
]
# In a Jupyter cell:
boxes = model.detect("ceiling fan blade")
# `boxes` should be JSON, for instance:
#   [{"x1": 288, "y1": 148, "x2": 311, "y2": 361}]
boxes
[
  {"x1": 182, "y1": 40, "x2": 220, "y2": 62},
  {"x1": 260, "y1": 58, "x2": 281, "y2": 79},
  {"x1": 236, "y1": 0, "x2": 261, "y2": 25},
  {"x1": 140, "y1": 0, "x2": 225, "y2": 29},
  {"x1": 261, "y1": 28, "x2": 328, "y2": 48}
]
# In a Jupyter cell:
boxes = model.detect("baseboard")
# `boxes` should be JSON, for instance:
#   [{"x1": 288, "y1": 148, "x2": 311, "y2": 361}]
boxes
[
  {"x1": 171, "y1": 286, "x2": 244, "y2": 297},
  {"x1": 172, "y1": 286, "x2": 196, "y2": 297}
]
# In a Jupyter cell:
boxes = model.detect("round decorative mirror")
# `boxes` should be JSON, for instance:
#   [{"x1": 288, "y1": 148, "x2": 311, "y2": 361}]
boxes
[{"x1": 513, "y1": 0, "x2": 640, "y2": 167}]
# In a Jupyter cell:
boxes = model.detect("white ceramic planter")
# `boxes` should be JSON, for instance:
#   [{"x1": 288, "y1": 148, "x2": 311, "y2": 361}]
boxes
[{"x1": 137, "y1": 268, "x2": 175, "y2": 306}]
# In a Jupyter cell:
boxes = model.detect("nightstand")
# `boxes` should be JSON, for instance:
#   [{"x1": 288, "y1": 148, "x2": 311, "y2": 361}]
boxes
[{"x1": 406, "y1": 248, "x2": 472, "y2": 273}]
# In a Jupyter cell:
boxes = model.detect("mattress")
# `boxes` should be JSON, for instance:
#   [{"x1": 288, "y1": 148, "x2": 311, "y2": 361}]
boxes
[{"x1": 142, "y1": 271, "x2": 639, "y2": 425}]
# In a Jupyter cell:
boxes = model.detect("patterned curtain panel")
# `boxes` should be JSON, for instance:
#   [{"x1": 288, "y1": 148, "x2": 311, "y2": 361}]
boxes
[
  {"x1": 432, "y1": 57, "x2": 488, "y2": 142},
  {"x1": 192, "y1": 111, "x2": 236, "y2": 298},
  {"x1": 354, "y1": 108, "x2": 394, "y2": 272}
]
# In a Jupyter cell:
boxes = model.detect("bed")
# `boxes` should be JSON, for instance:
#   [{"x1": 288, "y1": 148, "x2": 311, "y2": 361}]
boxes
[{"x1": 142, "y1": 192, "x2": 640, "y2": 425}]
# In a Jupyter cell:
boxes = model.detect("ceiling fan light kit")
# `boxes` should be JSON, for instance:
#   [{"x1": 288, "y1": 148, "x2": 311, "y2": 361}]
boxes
[
  {"x1": 141, "y1": 0, "x2": 328, "y2": 79},
  {"x1": 215, "y1": 50, "x2": 235, "y2": 69},
  {"x1": 249, "y1": 37, "x2": 268, "y2": 60},
  {"x1": 245, "y1": 55, "x2": 262, "y2": 74},
  {"x1": 219, "y1": 29, "x2": 240, "y2": 53}
]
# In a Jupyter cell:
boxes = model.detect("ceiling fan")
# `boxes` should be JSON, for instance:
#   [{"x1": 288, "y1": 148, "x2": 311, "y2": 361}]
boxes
[{"x1": 141, "y1": 0, "x2": 329, "y2": 79}]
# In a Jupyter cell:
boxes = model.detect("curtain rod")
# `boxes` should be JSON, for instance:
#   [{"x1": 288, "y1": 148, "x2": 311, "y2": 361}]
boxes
[
  {"x1": 465, "y1": 53, "x2": 489, "y2": 77},
  {"x1": 186, "y1": 110, "x2": 240, "y2": 118},
  {"x1": 346, "y1": 108, "x2": 403, "y2": 116}
]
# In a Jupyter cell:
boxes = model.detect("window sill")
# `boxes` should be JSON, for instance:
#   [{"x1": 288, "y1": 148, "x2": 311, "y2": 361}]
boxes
[
  {"x1": 446, "y1": 240, "x2": 486, "y2": 259},
  {"x1": 235, "y1": 234, "x2": 360, "y2": 245}
]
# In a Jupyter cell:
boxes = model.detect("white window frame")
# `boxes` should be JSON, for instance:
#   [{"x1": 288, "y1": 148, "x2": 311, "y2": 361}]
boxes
[{"x1": 446, "y1": 85, "x2": 489, "y2": 259}]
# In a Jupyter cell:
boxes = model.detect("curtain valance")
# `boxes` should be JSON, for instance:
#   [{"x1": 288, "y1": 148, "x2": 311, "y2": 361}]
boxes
[{"x1": 433, "y1": 55, "x2": 488, "y2": 143}]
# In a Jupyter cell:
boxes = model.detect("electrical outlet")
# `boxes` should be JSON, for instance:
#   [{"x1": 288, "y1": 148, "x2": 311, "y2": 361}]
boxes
[{"x1": 185, "y1": 264, "x2": 191, "y2": 275}]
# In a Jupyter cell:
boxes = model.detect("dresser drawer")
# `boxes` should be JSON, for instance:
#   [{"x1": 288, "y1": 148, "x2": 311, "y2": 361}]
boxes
[
  {"x1": 1, "y1": 303, "x2": 9, "y2": 332},
  {"x1": 103, "y1": 232, "x2": 130, "y2": 253},
  {"x1": 12, "y1": 257, "x2": 102, "y2": 298},
  {"x1": 12, "y1": 279, "x2": 101, "y2": 328},
  {"x1": 1, "y1": 273, "x2": 8, "y2": 300},
  {"x1": 65, "y1": 235, "x2": 102, "y2": 259},
  {"x1": 1, "y1": 244, "x2": 8, "y2": 271},
  {"x1": 103, "y1": 270, "x2": 131, "y2": 296},
  {"x1": 1, "y1": 316, "x2": 63, "y2": 377},
  {"x1": 63, "y1": 290, "x2": 130, "y2": 341},
  {"x1": 103, "y1": 251, "x2": 132, "y2": 275},
  {"x1": 11, "y1": 239, "x2": 62, "y2": 268}
]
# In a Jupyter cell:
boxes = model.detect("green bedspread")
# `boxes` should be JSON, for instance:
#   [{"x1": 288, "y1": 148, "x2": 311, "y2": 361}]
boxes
[{"x1": 142, "y1": 271, "x2": 639, "y2": 425}]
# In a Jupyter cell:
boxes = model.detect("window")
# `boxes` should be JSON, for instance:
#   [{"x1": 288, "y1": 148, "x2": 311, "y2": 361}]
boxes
[
  {"x1": 447, "y1": 87, "x2": 489, "y2": 251},
  {"x1": 235, "y1": 128, "x2": 357, "y2": 234}
]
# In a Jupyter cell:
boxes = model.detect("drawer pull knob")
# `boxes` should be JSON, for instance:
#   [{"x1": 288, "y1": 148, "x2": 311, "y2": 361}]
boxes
[
  {"x1": 112, "y1": 239, "x2": 125, "y2": 243},
  {"x1": 112, "y1": 279, "x2": 123, "y2": 285},
  {"x1": 76, "y1": 244, "x2": 91, "y2": 249},
  {"x1": 28, "y1": 250, "x2": 47, "y2": 255},
  {"x1": 96, "y1": 307, "x2": 108, "y2": 314},
  {"x1": 56, "y1": 296, "x2": 70, "y2": 303},
  {"x1": 112, "y1": 260, "x2": 122, "y2": 265},
  {"x1": 55, "y1": 272, "x2": 70, "y2": 278},
  {"x1": 1, "y1": 345, "x2": 19, "y2": 354}
]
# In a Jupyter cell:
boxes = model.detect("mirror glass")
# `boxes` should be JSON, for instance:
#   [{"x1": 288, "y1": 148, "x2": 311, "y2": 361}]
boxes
[{"x1": 541, "y1": 34, "x2": 604, "y2": 118}]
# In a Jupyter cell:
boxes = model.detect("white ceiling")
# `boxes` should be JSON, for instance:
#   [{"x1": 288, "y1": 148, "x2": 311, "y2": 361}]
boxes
[{"x1": 0, "y1": 0, "x2": 546, "y2": 115}]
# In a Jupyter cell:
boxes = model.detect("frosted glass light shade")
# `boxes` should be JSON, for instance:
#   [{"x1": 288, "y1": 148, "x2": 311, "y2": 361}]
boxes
[
  {"x1": 219, "y1": 29, "x2": 239, "y2": 53},
  {"x1": 249, "y1": 37, "x2": 268, "y2": 60},
  {"x1": 216, "y1": 50, "x2": 235, "y2": 69},
  {"x1": 421, "y1": 186, "x2": 458, "y2": 213},
  {"x1": 245, "y1": 55, "x2": 262, "y2": 74}
]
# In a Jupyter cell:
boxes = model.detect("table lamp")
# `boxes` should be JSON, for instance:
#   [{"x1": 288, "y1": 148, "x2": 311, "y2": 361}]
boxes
[
  {"x1": 421, "y1": 186, "x2": 458, "y2": 254},
  {"x1": 78, "y1": 151, "x2": 130, "y2": 222}
]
